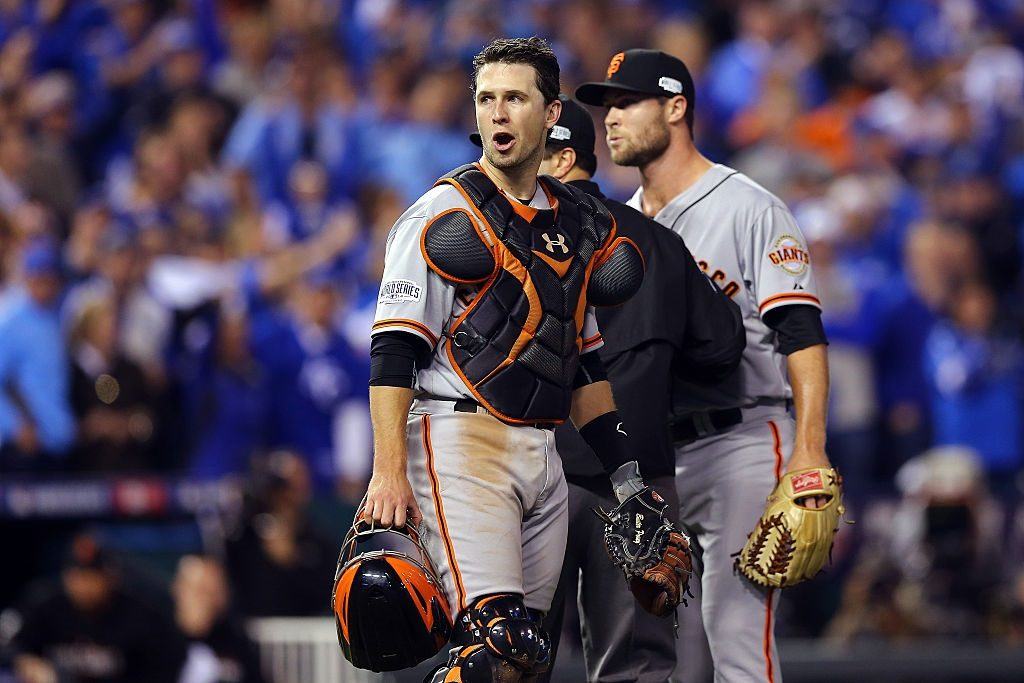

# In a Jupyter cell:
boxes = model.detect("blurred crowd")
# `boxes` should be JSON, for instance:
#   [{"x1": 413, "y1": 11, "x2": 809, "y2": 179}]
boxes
[{"x1": 0, "y1": 0, "x2": 1023, "y2": 675}]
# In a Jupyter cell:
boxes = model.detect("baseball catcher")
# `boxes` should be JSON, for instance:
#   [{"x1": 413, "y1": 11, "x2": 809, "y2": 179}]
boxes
[
  {"x1": 596, "y1": 462, "x2": 693, "y2": 617},
  {"x1": 736, "y1": 467, "x2": 844, "y2": 588}
]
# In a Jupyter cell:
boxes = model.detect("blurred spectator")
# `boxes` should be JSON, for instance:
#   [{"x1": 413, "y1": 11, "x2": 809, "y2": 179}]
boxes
[
  {"x1": 0, "y1": 123, "x2": 31, "y2": 213},
  {"x1": 127, "y1": 18, "x2": 235, "y2": 134},
  {"x1": 358, "y1": 64, "x2": 478, "y2": 203},
  {"x1": 187, "y1": 305, "x2": 270, "y2": 480},
  {"x1": 221, "y1": 40, "x2": 360, "y2": 204},
  {"x1": 224, "y1": 451, "x2": 337, "y2": 617},
  {"x1": 924, "y1": 280, "x2": 1024, "y2": 488},
  {"x1": 6, "y1": 534, "x2": 187, "y2": 683},
  {"x1": 67, "y1": 291, "x2": 157, "y2": 473},
  {"x1": 0, "y1": 238, "x2": 75, "y2": 469},
  {"x1": 172, "y1": 555, "x2": 266, "y2": 683},
  {"x1": 22, "y1": 73, "x2": 81, "y2": 225},
  {"x1": 261, "y1": 159, "x2": 356, "y2": 247},
  {"x1": 826, "y1": 446, "x2": 1005, "y2": 642},
  {"x1": 210, "y1": 10, "x2": 274, "y2": 108},
  {"x1": 799, "y1": 196, "x2": 886, "y2": 496},
  {"x1": 253, "y1": 273, "x2": 371, "y2": 495}
]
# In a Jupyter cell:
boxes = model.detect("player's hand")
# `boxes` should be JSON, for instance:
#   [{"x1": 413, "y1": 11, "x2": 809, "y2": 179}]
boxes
[
  {"x1": 785, "y1": 446, "x2": 832, "y2": 509},
  {"x1": 362, "y1": 467, "x2": 421, "y2": 529}
]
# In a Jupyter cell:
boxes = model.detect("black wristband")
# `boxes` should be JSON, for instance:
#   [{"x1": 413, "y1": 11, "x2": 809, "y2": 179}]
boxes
[{"x1": 578, "y1": 411, "x2": 631, "y2": 474}]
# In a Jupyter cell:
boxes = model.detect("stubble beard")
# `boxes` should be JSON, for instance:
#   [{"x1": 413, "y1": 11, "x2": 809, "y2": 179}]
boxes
[{"x1": 610, "y1": 122, "x2": 671, "y2": 168}]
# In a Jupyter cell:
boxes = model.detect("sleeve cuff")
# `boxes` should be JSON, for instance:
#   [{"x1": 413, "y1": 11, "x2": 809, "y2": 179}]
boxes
[
  {"x1": 371, "y1": 318, "x2": 439, "y2": 347},
  {"x1": 758, "y1": 292, "x2": 822, "y2": 316},
  {"x1": 581, "y1": 333, "x2": 604, "y2": 353}
]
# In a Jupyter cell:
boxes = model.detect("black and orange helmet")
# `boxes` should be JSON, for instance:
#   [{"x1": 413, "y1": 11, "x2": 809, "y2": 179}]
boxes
[{"x1": 332, "y1": 516, "x2": 453, "y2": 672}]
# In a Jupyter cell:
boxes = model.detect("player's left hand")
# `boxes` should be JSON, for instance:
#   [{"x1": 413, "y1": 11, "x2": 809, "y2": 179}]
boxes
[
  {"x1": 785, "y1": 446, "x2": 832, "y2": 509},
  {"x1": 596, "y1": 486, "x2": 692, "y2": 618}
]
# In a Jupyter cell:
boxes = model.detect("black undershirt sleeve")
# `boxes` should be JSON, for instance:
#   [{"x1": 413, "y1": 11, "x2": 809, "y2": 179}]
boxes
[
  {"x1": 762, "y1": 304, "x2": 829, "y2": 355},
  {"x1": 369, "y1": 331, "x2": 432, "y2": 387}
]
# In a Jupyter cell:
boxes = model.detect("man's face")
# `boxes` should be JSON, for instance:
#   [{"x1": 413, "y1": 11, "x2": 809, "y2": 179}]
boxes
[
  {"x1": 63, "y1": 568, "x2": 113, "y2": 613},
  {"x1": 475, "y1": 62, "x2": 558, "y2": 172},
  {"x1": 603, "y1": 92, "x2": 671, "y2": 167}
]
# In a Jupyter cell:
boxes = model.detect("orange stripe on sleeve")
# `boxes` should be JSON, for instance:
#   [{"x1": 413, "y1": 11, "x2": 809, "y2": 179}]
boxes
[
  {"x1": 372, "y1": 318, "x2": 439, "y2": 346},
  {"x1": 758, "y1": 292, "x2": 821, "y2": 313},
  {"x1": 422, "y1": 415, "x2": 467, "y2": 612}
]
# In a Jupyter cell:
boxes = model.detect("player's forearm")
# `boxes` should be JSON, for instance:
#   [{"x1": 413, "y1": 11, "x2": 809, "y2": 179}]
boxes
[
  {"x1": 369, "y1": 386, "x2": 415, "y2": 474},
  {"x1": 569, "y1": 379, "x2": 617, "y2": 428},
  {"x1": 787, "y1": 343, "x2": 829, "y2": 463}
]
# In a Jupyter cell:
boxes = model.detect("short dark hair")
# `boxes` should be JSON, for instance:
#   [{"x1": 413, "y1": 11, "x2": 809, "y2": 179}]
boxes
[
  {"x1": 545, "y1": 144, "x2": 597, "y2": 176},
  {"x1": 471, "y1": 37, "x2": 560, "y2": 104}
]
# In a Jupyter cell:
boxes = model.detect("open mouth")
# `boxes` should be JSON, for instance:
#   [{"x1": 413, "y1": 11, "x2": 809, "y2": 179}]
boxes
[{"x1": 492, "y1": 132, "x2": 516, "y2": 153}]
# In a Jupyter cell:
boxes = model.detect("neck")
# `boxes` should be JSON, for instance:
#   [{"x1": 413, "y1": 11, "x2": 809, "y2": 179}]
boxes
[
  {"x1": 559, "y1": 167, "x2": 591, "y2": 184},
  {"x1": 638, "y1": 136, "x2": 713, "y2": 217},
  {"x1": 479, "y1": 155, "x2": 540, "y2": 200}
]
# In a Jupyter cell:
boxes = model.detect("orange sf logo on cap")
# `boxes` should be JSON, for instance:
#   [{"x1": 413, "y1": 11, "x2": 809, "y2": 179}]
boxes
[{"x1": 606, "y1": 52, "x2": 625, "y2": 79}]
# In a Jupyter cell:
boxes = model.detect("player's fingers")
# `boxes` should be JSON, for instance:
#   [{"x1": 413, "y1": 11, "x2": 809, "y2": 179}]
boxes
[
  {"x1": 394, "y1": 504, "x2": 407, "y2": 529},
  {"x1": 408, "y1": 498, "x2": 423, "y2": 525},
  {"x1": 380, "y1": 500, "x2": 395, "y2": 527}
]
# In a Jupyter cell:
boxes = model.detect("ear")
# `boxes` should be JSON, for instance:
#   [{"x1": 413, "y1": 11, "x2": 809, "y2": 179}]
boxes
[
  {"x1": 553, "y1": 147, "x2": 577, "y2": 179},
  {"x1": 545, "y1": 98, "x2": 563, "y2": 130},
  {"x1": 665, "y1": 95, "x2": 688, "y2": 125}
]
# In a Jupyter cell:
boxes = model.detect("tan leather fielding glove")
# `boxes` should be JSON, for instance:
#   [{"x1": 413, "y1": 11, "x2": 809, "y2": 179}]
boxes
[{"x1": 736, "y1": 467, "x2": 844, "y2": 588}]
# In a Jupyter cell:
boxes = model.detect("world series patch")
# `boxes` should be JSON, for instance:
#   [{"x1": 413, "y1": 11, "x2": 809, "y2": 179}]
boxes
[
  {"x1": 379, "y1": 279, "x2": 423, "y2": 304},
  {"x1": 768, "y1": 234, "x2": 810, "y2": 276}
]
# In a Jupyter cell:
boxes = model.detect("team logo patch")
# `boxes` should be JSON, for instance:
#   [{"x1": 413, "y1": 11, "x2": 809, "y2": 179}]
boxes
[
  {"x1": 651, "y1": 490, "x2": 664, "y2": 504},
  {"x1": 606, "y1": 52, "x2": 625, "y2": 79},
  {"x1": 378, "y1": 279, "x2": 422, "y2": 304},
  {"x1": 767, "y1": 234, "x2": 810, "y2": 276},
  {"x1": 792, "y1": 471, "x2": 823, "y2": 494}
]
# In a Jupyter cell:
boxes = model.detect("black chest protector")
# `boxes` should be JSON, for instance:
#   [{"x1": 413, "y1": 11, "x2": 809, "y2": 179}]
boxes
[{"x1": 422, "y1": 164, "x2": 644, "y2": 425}]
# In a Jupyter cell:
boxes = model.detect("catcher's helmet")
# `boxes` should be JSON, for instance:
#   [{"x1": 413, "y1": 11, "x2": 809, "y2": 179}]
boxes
[{"x1": 332, "y1": 516, "x2": 452, "y2": 672}]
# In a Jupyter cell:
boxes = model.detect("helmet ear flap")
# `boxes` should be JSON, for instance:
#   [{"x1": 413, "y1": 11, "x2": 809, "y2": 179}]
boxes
[{"x1": 332, "y1": 519, "x2": 453, "y2": 672}]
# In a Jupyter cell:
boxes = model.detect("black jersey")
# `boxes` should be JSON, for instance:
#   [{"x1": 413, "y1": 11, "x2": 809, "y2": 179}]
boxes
[{"x1": 556, "y1": 179, "x2": 746, "y2": 483}]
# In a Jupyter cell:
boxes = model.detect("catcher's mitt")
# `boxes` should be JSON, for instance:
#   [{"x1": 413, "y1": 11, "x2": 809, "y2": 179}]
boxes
[
  {"x1": 596, "y1": 488, "x2": 692, "y2": 617},
  {"x1": 736, "y1": 467, "x2": 844, "y2": 588}
]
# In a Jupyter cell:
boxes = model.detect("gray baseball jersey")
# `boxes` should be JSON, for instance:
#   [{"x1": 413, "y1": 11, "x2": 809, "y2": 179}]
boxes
[
  {"x1": 372, "y1": 182, "x2": 604, "y2": 400},
  {"x1": 627, "y1": 163, "x2": 820, "y2": 415}
]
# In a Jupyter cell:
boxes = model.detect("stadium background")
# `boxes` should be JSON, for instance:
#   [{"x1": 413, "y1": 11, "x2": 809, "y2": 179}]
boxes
[{"x1": 0, "y1": 0, "x2": 1023, "y2": 681}]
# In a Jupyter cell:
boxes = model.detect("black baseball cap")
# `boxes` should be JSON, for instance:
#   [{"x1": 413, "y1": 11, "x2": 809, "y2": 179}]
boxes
[
  {"x1": 470, "y1": 94, "x2": 597, "y2": 169},
  {"x1": 575, "y1": 49, "x2": 695, "y2": 111}
]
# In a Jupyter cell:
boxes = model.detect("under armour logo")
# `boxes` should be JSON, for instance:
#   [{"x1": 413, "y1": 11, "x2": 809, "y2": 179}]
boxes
[
  {"x1": 542, "y1": 232, "x2": 568, "y2": 254},
  {"x1": 616, "y1": 422, "x2": 628, "y2": 436}
]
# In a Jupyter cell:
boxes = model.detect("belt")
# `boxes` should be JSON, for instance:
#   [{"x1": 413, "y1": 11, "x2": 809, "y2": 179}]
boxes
[
  {"x1": 670, "y1": 407, "x2": 743, "y2": 443},
  {"x1": 432, "y1": 397, "x2": 556, "y2": 431}
]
